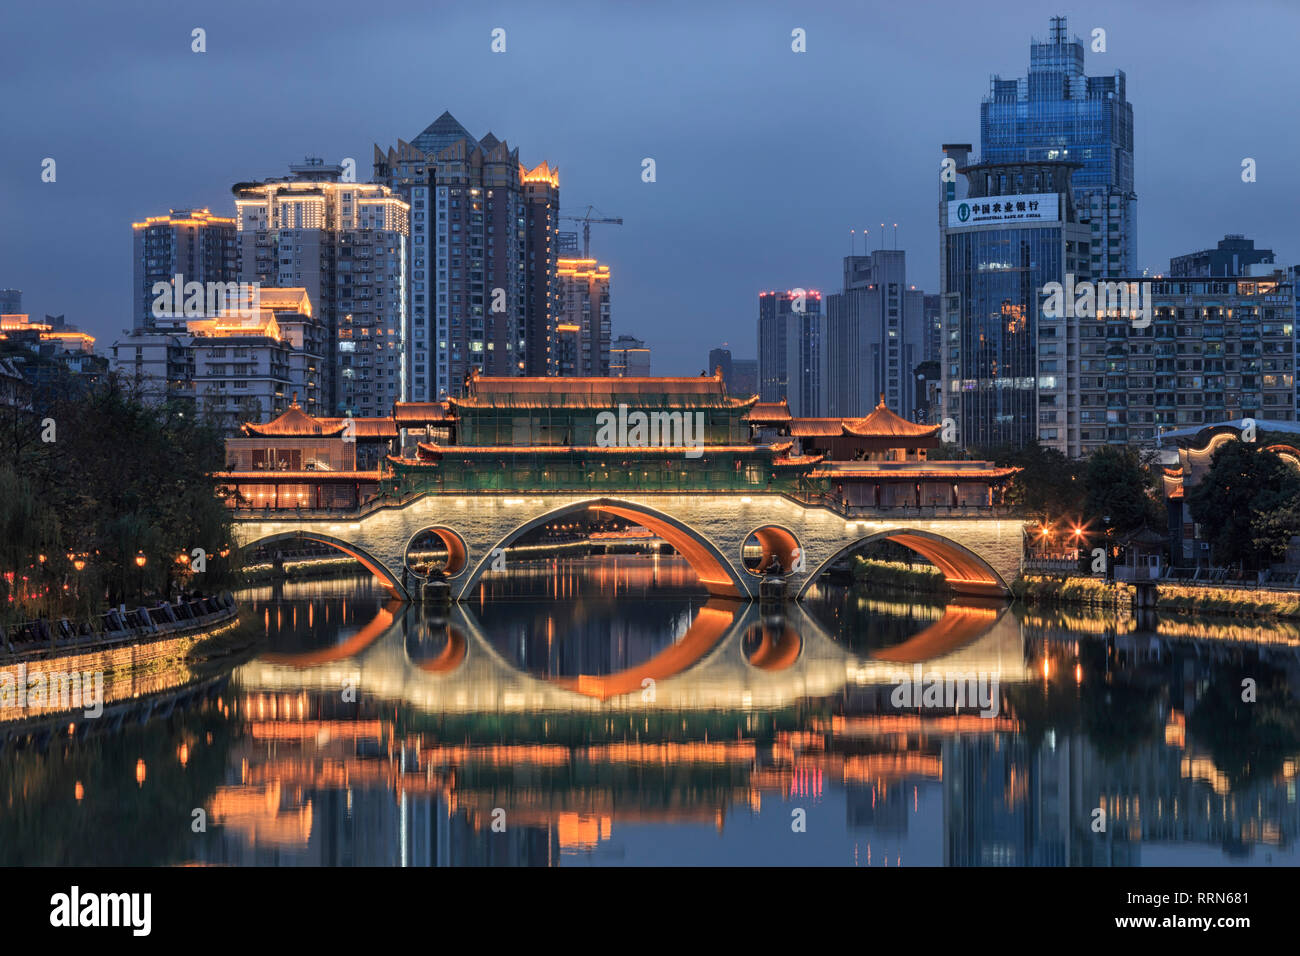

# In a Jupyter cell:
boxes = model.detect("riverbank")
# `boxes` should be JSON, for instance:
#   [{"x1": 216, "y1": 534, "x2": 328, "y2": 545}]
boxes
[
  {"x1": 0, "y1": 604, "x2": 263, "y2": 725},
  {"x1": 1015, "y1": 574, "x2": 1300, "y2": 620}
]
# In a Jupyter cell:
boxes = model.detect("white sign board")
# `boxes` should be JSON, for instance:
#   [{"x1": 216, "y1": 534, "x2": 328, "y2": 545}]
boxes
[{"x1": 947, "y1": 194, "x2": 1060, "y2": 227}]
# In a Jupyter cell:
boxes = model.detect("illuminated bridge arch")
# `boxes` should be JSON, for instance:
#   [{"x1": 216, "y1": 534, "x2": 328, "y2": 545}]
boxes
[
  {"x1": 457, "y1": 497, "x2": 748, "y2": 599},
  {"x1": 799, "y1": 528, "x2": 1011, "y2": 599},
  {"x1": 238, "y1": 530, "x2": 409, "y2": 601}
]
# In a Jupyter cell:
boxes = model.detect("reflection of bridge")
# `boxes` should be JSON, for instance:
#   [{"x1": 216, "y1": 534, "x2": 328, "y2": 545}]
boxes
[
  {"x1": 234, "y1": 596, "x2": 1028, "y2": 713},
  {"x1": 232, "y1": 493, "x2": 1025, "y2": 603}
]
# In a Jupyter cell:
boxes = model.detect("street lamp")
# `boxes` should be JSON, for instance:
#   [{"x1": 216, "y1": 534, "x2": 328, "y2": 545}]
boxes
[{"x1": 135, "y1": 551, "x2": 147, "y2": 606}]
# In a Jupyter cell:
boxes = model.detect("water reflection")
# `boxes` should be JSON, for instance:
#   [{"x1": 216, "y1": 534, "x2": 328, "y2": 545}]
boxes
[{"x1": 1, "y1": 557, "x2": 1298, "y2": 866}]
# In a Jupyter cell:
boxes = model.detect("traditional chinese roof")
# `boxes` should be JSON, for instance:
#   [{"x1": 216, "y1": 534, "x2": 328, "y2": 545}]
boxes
[
  {"x1": 789, "y1": 419, "x2": 849, "y2": 437},
  {"x1": 745, "y1": 400, "x2": 792, "y2": 423},
  {"x1": 843, "y1": 398, "x2": 942, "y2": 439},
  {"x1": 316, "y1": 418, "x2": 398, "y2": 439},
  {"x1": 811, "y1": 463, "x2": 1019, "y2": 481},
  {"x1": 413, "y1": 441, "x2": 780, "y2": 458},
  {"x1": 392, "y1": 401, "x2": 455, "y2": 424},
  {"x1": 451, "y1": 372, "x2": 757, "y2": 410},
  {"x1": 241, "y1": 402, "x2": 347, "y2": 437}
]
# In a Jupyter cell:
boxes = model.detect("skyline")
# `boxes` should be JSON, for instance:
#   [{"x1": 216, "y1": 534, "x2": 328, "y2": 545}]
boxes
[{"x1": 3, "y1": 0, "x2": 1297, "y2": 375}]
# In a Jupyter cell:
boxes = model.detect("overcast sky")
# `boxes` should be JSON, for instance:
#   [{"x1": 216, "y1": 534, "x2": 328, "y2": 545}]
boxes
[{"x1": 2, "y1": 0, "x2": 1296, "y2": 374}]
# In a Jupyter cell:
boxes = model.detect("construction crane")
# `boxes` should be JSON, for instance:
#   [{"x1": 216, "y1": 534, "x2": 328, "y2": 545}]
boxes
[{"x1": 560, "y1": 205, "x2": 623, "y2": 257}]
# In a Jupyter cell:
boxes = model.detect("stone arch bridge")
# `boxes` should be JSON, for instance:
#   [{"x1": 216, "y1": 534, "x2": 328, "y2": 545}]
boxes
[{"x1": 232, "y1": 493, "x2": 1026, "y2": 602}]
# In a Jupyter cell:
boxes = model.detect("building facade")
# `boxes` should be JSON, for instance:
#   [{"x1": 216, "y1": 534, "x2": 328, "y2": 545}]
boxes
[
  {"x1": 939, "y1": 145, "x2": 1092, "y2": 451},
  {"x1": 980, "y1": 16, "x2": 1136, "y2": 277},
  {"x1": 610, "y1": 335, "x2": 650, "y2": 377},
  {"x1": 1037, "y1": 272, "x2": 1297, "y2": 456},
  {"x1": 373, "y1": 113, "x2": 559, "y2": 399},
  {"x1": 132, "y1": 209, "x2": 240, "y2": 331},
  {"x1": 232, "y1": 159, "x2": 408, "y2": 418},
  {"x1": 823, "y1": 250, "x2": 925, "y2": 420},
  {"x1": 110, "y1": 287, "x2": 327, "y2": 432},
  {"x1": 556, "y1": 258, "x2": 611, "y2": 376},
  {"x1": 758, "y1": 289, "x2": 824, "y2": 417}
]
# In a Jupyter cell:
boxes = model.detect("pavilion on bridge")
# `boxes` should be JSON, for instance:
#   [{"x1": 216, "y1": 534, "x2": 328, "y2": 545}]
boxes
[{"x1": 217, "y1": 374, "x2": 1016, "y2": 513}]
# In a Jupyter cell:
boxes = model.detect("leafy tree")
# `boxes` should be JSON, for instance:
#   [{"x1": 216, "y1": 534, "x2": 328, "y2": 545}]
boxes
[
  {"x1": 0, "y1": 373, "x2": 239, "y2": 622},
  {"x1": 986, "y1": 441, "x2": 1084, "y2": 519},
  {"x1": 1082, "y1": 445, "x2": 1163, "y2": 537},
  {"x1": 1187, "y1": 440, "x2": 1300, "y2": 569}
]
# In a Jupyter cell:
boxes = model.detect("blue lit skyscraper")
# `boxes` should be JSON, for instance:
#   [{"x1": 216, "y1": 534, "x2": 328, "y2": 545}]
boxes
[{"x1": 981, "y1": 16, "x2": 1136, "y2": 277}]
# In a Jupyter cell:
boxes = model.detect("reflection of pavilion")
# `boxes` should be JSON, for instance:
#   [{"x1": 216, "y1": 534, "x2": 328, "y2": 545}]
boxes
[{"x1": 206, "y1": 599, "x2": 1300, "y2": 866}]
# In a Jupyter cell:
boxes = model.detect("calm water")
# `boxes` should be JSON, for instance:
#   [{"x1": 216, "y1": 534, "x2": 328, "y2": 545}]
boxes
[{"x1": 3, "y1": 555, "x2": 1299, "y2": 866}]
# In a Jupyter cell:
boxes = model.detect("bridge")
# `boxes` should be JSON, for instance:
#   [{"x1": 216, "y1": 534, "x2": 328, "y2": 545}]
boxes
[{"x1": 232, "y1": 492, "x2": 1025, "y2": 603}]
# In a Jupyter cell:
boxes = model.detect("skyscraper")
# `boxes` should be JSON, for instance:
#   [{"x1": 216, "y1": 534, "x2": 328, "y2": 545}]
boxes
[
  {"x1": 0, "y1": 290, "x2": 21, "y2": 315},
  {"x1": 232, "y1": 160, "x2": 409, "y2": 418},
  {"x1": 939, "y1": 144, "x2": 1092, "y2": 451},
  {"x1": 132, "y1": 209, "x2": 239, "y2": 330},
  {"x1": 610, "y1": 335, "x2": 650, "y2": 377},
  {"x1": 823, "y1": 250, "x2": 925, "y2": 419},
  {"x1": 758, "y1": 289, "x2": 824, "y2": 417},
  {"x1": 556, "y1": 258, "x2": 611, "y2": 376},
  {"x1": 981, "y1": 16, "x2": 1136, "y2": 277},
  {"x1": 374, "y1": 113, "x2": 559, "y2": 399}
]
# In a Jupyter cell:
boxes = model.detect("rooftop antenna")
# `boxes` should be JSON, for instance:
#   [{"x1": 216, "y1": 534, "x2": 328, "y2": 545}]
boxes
[
  {"x1": 880, "y1": 223, "x2": 885, "y2": 252},
  {"x1": 893, "y1": 223, "x2": 898, "y2": 250},
  {"x1": 850, "y1": 228, "x2": 855, "y2": 257}
]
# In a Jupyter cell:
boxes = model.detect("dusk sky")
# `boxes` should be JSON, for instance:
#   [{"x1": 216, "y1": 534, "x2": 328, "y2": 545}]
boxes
[{"x1": 3, "y1": 0, "x2": 1297, "y2": 374}]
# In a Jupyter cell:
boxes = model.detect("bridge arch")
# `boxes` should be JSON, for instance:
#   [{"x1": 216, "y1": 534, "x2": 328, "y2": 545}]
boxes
[
  {"x1": 239, "y1": 531, "x2": 409, "y2": 600},
  {"x1": 799, "y1": 528, "x2": 1010, "y2": 599},
  {"x1": 741, "y1": 524, "x2": 802, "y2": 576},
  {"x1": 457, "y1": 497, "x2": 749, "y2": 599}
]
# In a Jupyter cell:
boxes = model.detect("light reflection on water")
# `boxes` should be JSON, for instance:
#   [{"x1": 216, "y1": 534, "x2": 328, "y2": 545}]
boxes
[{"x1": 2, "y1": 556, "x2": 1299, "y2": 867}]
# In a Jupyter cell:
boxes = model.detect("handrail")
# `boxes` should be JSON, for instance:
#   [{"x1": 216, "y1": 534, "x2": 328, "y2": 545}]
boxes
[{"x1": 1, "y1": 592, "x2": 238, "y2": 656}]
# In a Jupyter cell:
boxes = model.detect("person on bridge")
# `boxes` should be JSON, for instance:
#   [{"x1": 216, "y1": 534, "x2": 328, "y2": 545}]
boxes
[{"x1": 763, "y1": 555, "x2": 784, "y2": 577}]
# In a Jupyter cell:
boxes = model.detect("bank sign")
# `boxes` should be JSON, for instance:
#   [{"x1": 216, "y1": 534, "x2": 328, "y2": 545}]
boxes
[{"x1": 948, "y1": 193, "x2": 1059, "y2": 227}]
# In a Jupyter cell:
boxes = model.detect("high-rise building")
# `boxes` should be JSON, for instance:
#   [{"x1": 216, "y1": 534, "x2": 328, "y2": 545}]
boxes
[
  {"x1": 556, "y1": 258, "x2": 611, "y2": 376},
  {"x1": 1037, "y1": 272, "x2": 1296, "y2": 457},
  {"x1": 132, "y1": 209, "x2": 239, "y2": 330},
  {"x1": 0, "y1": 290, "x2": 21, "y2": 315},
  {"x1": 374, "y1": 113, "x2": 559, "y2": 399},
  {"x1": 758, "y1": 290, "x2": 824, "y2": 417},
  {"x1": 1170, "y1": 234, "x2": 1275, "y2": 278},
  {"x1": 981, "y1": 16, "x2": 1136, "y2": 277},
  {"x1": 709, "y1": 348, "x2": 759, "y2": 397},
  {"x1": 731, "y1": 359, "x2": 758, "y2": 397},
  {"x1": 110, "y1": 287, "x2": 327, "y2": 430},
  {"x1": 232, "y1": 159, "x2": 408, "y2": 418},
  {"x1": 823, "y1": 250, "x2": 925, "y2": 419},
  {"x1": 709, "y1": 346, "x2": 733, "y2": 383},
  {"x1": 939, "y1": 144, "x2": 1092, "y2": 451},
  {"x1": 923, "y1": 293, "x2": 942, "y2": 365},
  {"x1": 609, "y1": 335, "x2": 650, "y2": 377}
]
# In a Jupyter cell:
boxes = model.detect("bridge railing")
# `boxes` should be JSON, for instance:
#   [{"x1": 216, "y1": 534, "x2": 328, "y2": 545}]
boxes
[
  {"x1": 1, "y1": 593, "x2": 239, "y2": 657},
  {"x1": 788, "y1": 494, "x2": 1021, "y2": 520}
]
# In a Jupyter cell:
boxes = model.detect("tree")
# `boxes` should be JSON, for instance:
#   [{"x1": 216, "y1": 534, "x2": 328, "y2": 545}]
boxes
[
  {"x1": 0, "y1": 372, "x2": 239, "y2": 621},
  {"x1": 1187, "y1": 440, "x2": 1300, "y2": 569},
  {"x1": 1082, "y1": 445, "x2": 1162, "y2": 537},
  {"x1": 987, "y1": 441, "x2": 1084, "y2": 519}
]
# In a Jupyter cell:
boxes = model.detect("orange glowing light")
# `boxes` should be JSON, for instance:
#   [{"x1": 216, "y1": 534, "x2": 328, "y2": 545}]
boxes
[
  {"x1": 75, "y1": 782, "x2": 84, "y2": 801},
  {"x1": 136, "y1": 759, "x2": 147, "y2": 787},
  {"x1": 135, "y1": 551, "x2": 147, "y2": 568}
]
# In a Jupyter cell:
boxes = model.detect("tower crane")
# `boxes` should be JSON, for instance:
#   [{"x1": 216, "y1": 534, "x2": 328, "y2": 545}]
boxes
[{"x1": 560, "y1": 205, "x2": 623, "y2": 257}]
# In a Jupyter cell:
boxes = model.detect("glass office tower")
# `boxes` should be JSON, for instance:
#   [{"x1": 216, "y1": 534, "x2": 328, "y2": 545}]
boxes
[{"x1": 980, "y1": 16, "x2": 1136, "y2": 277}]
